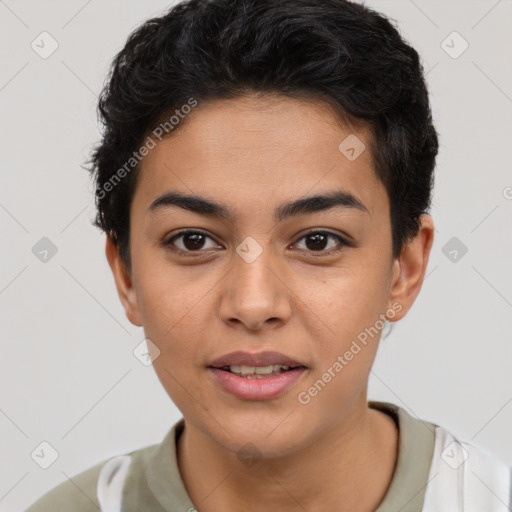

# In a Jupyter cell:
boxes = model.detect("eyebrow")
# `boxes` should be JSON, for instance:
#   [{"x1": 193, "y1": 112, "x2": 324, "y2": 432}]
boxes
[{"x1": 147, "y1": 189, "x2": 369, "y2": 222}]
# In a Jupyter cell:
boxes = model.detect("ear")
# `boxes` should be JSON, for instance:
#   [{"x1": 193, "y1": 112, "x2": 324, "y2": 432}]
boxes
[
  {"x1": 386, "y1": 214, "x2": 435, "y2": 322},
  {"x1": 105, "y1": 235, "x2": 142, "y2": 327}
]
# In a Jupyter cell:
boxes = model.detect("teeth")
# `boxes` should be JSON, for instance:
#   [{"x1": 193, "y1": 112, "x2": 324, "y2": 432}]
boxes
[
  {"x1": 228, "y1": 364, "x2": 291, "y2": 377},
  {"x1": 255, "y1": 365, "x2": 275, "y2": 375}
]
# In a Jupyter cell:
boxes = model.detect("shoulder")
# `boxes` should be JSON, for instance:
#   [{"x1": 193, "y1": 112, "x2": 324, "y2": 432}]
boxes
[
  {"x1": 24, "y1": 457, "x2": 109, "y2": 512},
  {"x1": 422, "y1": 424, "x2": 512, "y2": 512},
  {"x1": 24, "y1": 451, "x2": 140, "y2": 512},
  {"x1": 372, "y1": 401, "x2": 512, "y2": 511},
  {"x1": 24, "y1": 420, "x2": 186, "y2": 512}
]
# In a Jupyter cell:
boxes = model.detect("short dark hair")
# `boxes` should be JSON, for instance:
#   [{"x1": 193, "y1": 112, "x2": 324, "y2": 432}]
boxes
[{"x1": 88, "y1": 0, "x2": 438, "y2": 268}]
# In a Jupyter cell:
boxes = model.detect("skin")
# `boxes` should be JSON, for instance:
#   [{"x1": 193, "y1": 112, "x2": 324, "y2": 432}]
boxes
[{"x1": 106, "y1": 93, "x2": 434, "y2": 512}]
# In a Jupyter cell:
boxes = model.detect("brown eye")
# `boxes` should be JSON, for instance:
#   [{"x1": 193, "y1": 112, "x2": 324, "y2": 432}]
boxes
[
  {"x1": 294, "y1": 231, "x2": 349, "y2": 255},
  {"x1": 164, "y1": 230, "x2": 220, "y2": 253},
  {"x1": 304, "y1": 233, "x2": 329, "y2": 251},
  {"x1": 163, "y1": 229, "x2": 351, "y2": 257},
  {"x1": 180, "y1": 232, "x2": 206, "y2": 250}
]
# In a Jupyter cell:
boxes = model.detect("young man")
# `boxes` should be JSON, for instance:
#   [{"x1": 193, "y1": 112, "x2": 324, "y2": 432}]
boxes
[{"x1": 25, "y1": 0, "x2": 511, "y2": 511}]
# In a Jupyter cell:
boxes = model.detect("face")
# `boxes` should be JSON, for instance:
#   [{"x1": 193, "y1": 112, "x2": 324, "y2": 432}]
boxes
[{"x1": 107, "y1": 93, "x2": 433, "y2": 457}]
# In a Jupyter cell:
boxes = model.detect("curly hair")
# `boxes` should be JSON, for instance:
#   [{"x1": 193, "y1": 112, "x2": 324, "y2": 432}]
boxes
[{"x1": 87, "y1": 0, "x2": 438, "y2": 269}]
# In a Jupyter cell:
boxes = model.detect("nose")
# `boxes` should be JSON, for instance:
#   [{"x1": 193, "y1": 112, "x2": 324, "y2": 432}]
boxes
[{"x1": 218, "y1": 239, "x2": 292, "y2": 332}]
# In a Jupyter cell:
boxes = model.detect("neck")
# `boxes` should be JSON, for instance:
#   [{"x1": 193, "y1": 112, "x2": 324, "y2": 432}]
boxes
[{"x1": 177, "y1": 402, "x2": 398, "y2": 512}]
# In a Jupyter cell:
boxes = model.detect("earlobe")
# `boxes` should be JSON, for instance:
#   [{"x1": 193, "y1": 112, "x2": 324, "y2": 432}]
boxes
[
  {"x1": 387, "y1": 214, "x2": 435, "y2": 322},
  {"x1": 105, "y1": 236, "x2": 142, "y2": 327}
]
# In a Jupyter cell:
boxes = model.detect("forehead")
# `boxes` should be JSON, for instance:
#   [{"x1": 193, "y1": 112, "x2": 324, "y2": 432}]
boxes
[{"x1": 134, "y1": 94, "x2": 387, "y2": 221}]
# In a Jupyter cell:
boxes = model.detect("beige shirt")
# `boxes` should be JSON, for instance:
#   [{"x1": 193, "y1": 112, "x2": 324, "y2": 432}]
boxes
[{"x1": 23, "y1": 401, "x2": 470, "y2": 512}]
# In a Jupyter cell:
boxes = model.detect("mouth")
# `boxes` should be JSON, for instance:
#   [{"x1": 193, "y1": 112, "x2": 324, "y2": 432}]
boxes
[
  {"x1": 207, "y1": 351, "x2": 308, "y2": 400},
  {"x1": 208, "y1": 350, "x2": 307, "y2": 369},
  {"x1": 212, "y1": 364, "x2": 305, "y2": 379}
]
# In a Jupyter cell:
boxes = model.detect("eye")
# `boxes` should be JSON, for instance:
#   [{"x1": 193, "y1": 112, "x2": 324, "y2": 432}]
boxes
[
  {"x1": 293, "y1": 231, "x2": 350, "y2": 255},
  {"x1": 163, "y1": 230, "x2": 220, "y2": 254},
  {"x1": 163, "y1": 229, "x2": 351, "y2": 256}
]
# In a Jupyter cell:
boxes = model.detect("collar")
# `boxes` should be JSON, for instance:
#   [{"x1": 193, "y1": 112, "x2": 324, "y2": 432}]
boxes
[{"x1": 142, "y1": 401, "x2": 437, "y2": 512}]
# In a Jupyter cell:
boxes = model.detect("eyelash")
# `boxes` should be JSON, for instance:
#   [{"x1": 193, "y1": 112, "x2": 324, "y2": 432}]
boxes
[{"x1": 163, "y1": 229, "x2": 352, "y2": 257}]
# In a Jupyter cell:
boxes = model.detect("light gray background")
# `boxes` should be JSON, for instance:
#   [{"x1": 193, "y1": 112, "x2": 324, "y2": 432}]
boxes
[{"x1": 1, "y1": 1, "x2": 511, "y2": 510}]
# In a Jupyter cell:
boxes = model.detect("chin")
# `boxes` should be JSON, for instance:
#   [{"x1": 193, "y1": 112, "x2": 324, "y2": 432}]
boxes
[{"x1": 201, "y1": 408, "x2": 315, "y2": 459}]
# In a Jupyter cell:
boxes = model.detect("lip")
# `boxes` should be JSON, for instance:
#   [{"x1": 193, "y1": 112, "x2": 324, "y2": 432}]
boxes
[
  {"x1": 208, "y1": 350, "x2": 306, "y2": 369},
  {"x1": 208, "y1": 367, "x2": 307, "y2": 401},
  {"x1": 207, "y1": 350, "x2": 308, "y2": 401}
]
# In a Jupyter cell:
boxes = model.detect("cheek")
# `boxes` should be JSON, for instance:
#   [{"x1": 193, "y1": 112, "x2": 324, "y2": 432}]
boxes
[
  {"x1": 308, "y1": 268, "x2": 388, "y2": 338},
  {"x1": 298, "y1": 267, "x2": 389, "y2": 394},
  {"x1": 297, "y1": 284, "x2": 382, "y2": 412},
  {"x1": 135, "y1": 262, "x2": 209, "y2": 405},
  {"x1": 134, "y1": 252, "x2": 210, "y2": 329}
]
